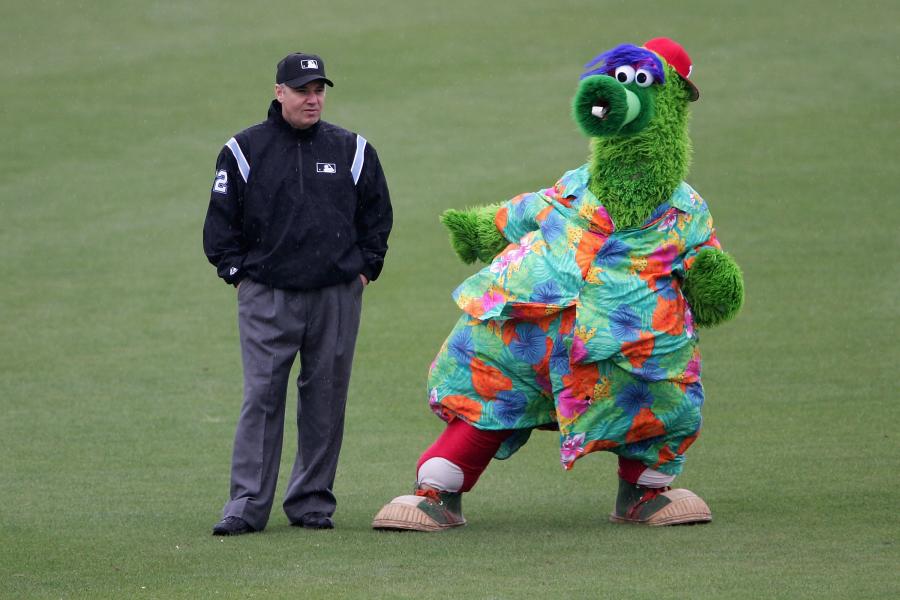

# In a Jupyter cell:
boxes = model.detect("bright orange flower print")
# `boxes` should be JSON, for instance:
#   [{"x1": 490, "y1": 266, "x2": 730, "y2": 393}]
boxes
[
  {"x1": 533, "y1": 364, "x2": 552, "y2": 396},
  {"x1": 637, "y1": 262, "x2": 659, "y2": 290},
  {"x1": 511, "y1": 303, "x2": 564, "y2": 321},
  {"x1": 457, "y1": 295, "x2": 483, "y2": 318},
  {"x1": 534, "y1": 312, "x2": 560, "y2": 332},
  {"x1": 551, "y1": 183, "x2": 574, "y2": 208},
  {"x1": 536, "y1": 205, "x2": 554, "y2": 223},
  {"x1": 470, "y1": 358, "x2": 513, "y2": 401},
  {"x1": 494, "y1": 206, "x2": 508, "y2": 233},
  {"x1": 560, "y1": 306, "x2": 577, "y2": 334},
  {"x1": 582, "y1": 439, "x2": 619, "y2": 455},
  {"x1": 531, "y1": 337, "x2": 554, "y2": 378},
  {"x1": 625, "y1": 407, "x2": 666, "y2": 443},
  {"x1": 563, "y1": 440, "x2": 619, "y2": 471},
  {"x1": 652, "y1": 295, "x2": 685, "y2": 335},
  {"x1": 621, "y1": 332, "x2": 655, "y2": 368},
  {"x1": 575, "y1": 231, "x2": 606, "y2": 278},
  {"x1": 440, "y1": 395, "x2": 483, "y2": 423},
  {"x1": 562, "y1": 360, "x2": 600, "y2": 401},
  {"x1": 572, "y1": 360, "x2": 600, "y2": 391},
  {"x1": 684, "y1": 233, "x2": 722, "y2": 270},
  {"x1": 676, "y1": 431, "x2": 700, "y2": 455},
  {"x1": 501, "y1": 321, "x2": 518, "y2": 346},
  {"x1": 654, "y1": 445, "x2": 677, "y2": 468},
  {"x1": 704, "y1": 231, "x2": 722, "y2": 251}
]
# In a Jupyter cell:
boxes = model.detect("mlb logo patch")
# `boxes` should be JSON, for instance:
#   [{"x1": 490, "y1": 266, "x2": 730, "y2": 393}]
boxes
[
  {"x1": 316, "y1": 163, "x2": 336, "y2": 173},
  {"x1": 300, "y1": 59, "x2": 319, "y2": 70}
]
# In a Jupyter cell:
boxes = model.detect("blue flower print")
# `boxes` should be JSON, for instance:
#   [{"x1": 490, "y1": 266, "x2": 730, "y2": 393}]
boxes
[
  {"x1": 448, "y1": 326, "x2": 475, "y2": 364},
  {"x1": 532, "y1": 280, "x2": 563, "y2": 304},
  {"x1": 596, "y1": 238, "x2": 630, "y2": 267},
  {"x1": 609, "y1": 305, "x2": 641, "y2": 341},
  {"x1": 615, "y1": 382, "x2": 653, "y2": 417},
  {"x1": 495, "y1": 390, "x2": 527, "y2": 426},
  {"x1": 509, "y1": 323, "x2": 547, "y2": 365}
]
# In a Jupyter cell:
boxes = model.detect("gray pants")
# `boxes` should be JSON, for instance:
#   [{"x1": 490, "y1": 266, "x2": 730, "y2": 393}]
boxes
[{"x1": 222, "y1": 277, "x2": 364, "y2": 530}]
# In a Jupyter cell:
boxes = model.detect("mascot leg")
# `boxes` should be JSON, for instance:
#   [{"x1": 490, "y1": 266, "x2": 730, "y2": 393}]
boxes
[
  {"x1": 609, "y1": 457, "x2": 712, "y2": 526},
  {"x1": 372, "y1": 419, "x2": 511, "y2": 531}
]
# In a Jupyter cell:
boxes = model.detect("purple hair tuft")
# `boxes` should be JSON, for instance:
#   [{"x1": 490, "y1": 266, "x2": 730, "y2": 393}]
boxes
[{"x1": 580, "y1": 44, "x2": 665, "y2": 83}]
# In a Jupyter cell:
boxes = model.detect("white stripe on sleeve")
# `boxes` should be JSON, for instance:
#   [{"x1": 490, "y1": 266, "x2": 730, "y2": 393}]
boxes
[
  {"x1": 351, "y1": 135, "x2": 367, "y2": 185},
  {"x1": 225, "y1": 137, "x2": 250, "y2": 183}
]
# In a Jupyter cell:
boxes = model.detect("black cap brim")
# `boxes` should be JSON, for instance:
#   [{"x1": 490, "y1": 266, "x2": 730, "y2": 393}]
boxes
[
  {"x1": 680, "y1": 75, "x2": 700, "y2": 102},
  {"x1": 283, "y1": 74, "x2": 334, "y2": 88}
]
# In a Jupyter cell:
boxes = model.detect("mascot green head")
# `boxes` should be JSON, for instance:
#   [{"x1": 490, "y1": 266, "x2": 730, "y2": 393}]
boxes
[
  {"x1": 573, "y1": 38, "x2": 698, "y2": 137},
  {"x1": 573, "y1": 38, "x2": 700, "y2": 229}
]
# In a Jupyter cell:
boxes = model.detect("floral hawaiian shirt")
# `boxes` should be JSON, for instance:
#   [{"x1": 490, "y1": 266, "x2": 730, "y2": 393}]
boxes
[{"x1": 429, "y1": 164, "x2": 723, "y2": 473}]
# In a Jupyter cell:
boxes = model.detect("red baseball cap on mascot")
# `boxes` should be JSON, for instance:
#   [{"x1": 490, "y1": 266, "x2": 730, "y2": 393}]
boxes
[{"x1": 643, "y1": 37, "x2": 700, "y2": 101}]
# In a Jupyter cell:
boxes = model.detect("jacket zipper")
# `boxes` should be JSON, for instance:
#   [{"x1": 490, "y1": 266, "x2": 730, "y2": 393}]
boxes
[{"x1": 297, "y1": 140, "x2": 304, "y2": 196}]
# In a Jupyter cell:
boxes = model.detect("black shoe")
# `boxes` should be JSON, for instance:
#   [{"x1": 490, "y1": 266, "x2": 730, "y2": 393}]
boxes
[
  {"x1": 212, "y1": 516, "x2": 256, "y2": 536},
  {"x1": 294, "y1": 512, "x2": 334, "y2": 529}
]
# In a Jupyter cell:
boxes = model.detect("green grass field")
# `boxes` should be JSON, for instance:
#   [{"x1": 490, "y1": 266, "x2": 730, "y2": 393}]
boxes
[{"x1": 2, "y1": 1, "x2": 898, "y2": 598}]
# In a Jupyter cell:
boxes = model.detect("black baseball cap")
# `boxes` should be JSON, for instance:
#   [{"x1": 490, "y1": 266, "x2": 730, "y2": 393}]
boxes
[{"x1": 276, "y1": 53, "x2": 334, "y2": 88}]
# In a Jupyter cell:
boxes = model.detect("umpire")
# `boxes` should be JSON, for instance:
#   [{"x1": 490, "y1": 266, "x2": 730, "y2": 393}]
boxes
[{"x1": 204, "y1": 52, "x2": 392, "y2": 535}]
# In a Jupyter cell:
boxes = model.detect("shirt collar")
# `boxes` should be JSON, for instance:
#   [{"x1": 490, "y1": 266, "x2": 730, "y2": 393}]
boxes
[{"x1": 266, "y1": 99, "x2": 322, "y2": 138}]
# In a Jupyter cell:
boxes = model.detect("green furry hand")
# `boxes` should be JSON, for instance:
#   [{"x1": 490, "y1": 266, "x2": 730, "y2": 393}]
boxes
[
  {"x1": 682, "y1": 248, "x2": 745, "y2": 328},
  {"x1": 440, "y1": 205, "x2": 508, "y2": 264}
]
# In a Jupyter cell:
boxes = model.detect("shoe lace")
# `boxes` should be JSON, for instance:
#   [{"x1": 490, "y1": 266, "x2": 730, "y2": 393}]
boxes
[
  {"x1": 625, "y1": 486, "x2": 671, "y2": 521},
  {"x1": 415, "y1": 488, "x2": 443, "y2": 503}
]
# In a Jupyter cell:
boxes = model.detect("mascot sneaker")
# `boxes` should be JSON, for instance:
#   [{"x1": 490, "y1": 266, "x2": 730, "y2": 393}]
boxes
[
  {"x1": 372, "y1": 488, "x2": 466, "y2": 531},
  {"x1": 609, "y1": 478, "x2": 712, "y2": 526}
]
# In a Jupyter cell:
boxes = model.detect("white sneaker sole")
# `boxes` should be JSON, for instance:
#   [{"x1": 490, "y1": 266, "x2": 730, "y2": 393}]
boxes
[{"x1": 372, "y1": 495, "x2": 466, "y2": 532}]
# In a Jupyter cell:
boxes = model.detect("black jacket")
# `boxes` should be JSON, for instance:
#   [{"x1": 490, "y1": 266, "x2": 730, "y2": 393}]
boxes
[{"x1": 203, "y1": 100, "x2": 392, "y2": 290}]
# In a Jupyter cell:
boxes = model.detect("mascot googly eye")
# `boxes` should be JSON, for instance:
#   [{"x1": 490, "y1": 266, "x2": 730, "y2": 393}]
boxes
[
  {"x1": 614, "y1": 65, "x2": 636, "y2": 83},
  {"x1": 635, "y1": 69, "x2": 655, "y2": 87}
]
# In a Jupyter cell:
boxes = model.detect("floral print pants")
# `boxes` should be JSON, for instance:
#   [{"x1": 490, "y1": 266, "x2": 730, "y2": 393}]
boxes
[{"x1": 427, "y1": 307, "x2": 703, "y2": 475}]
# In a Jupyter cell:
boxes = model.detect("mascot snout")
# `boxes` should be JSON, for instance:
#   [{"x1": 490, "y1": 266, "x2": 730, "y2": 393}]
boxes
[{"x1": 574, "y1": 75, "x2": 647, "y2": 136}]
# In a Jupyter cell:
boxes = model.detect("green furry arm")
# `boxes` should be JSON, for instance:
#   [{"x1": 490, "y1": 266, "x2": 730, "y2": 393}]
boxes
[
  {"x1": 440, "y1": 204, "x2": 507, "y2": 264},
  {"x1": 439, "y1": 209, "x2": 480, "y2": 263},
  {"x1": 682, "y1": 248, "x2": 745, "y2": 328},
  {"x1": 474, "y1": 205, "x2": 508, "y2": 262}
]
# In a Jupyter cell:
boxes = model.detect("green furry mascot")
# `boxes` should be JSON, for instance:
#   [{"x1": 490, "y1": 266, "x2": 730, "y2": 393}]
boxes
[{"x1": 374, "y1": 38, "x2": 744, "y2": 530}]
